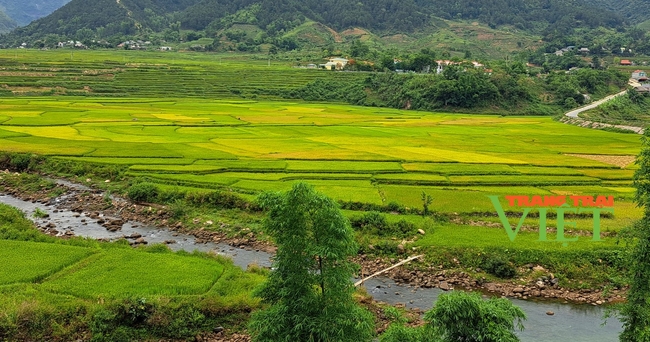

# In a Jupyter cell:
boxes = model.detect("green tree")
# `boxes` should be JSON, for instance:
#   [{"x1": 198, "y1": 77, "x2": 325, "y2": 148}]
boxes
[
  {"x1": 622, "y1": 131, "x2": 650, "y2": 341},
  {"x1": 421, "y1": 191, "x2": 433, "y2": 216},
  {"x1": 350, "y1": 39, "x2": 370, "y2": 59},
  {"x1": 426, "y1": 291, "x2": 525, "y2": 342},
  {"x1": 248, "y1": 183, "x2": 374, "y2": 342},
  {"x1": 381, "y1": 291, "x2": 525, "y2": 342}
]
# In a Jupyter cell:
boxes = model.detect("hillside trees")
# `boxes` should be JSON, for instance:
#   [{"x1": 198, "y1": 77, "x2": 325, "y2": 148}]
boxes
[
  {"x1": 248, "y1": 183, "x2": 374, "y2": 342},
  {"x1": 621, "y1": 131, "x2": 650, "y2": 341}
]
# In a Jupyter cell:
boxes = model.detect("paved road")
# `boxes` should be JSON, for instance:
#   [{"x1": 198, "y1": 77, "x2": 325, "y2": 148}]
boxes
[
  {"x1": 563, "y1": 87, "x2": 645, "y2": 134},
  {"x1": 565, "y1": 90, "x2": 628, "y2": 118}
]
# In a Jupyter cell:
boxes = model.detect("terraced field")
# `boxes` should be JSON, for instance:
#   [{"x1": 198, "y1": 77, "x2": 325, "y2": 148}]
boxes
[
  {"x1": 0, "y1": 50, "x2": 363, "y2": 98},
  {"x1": 0, "y1": 97, "x2": 642, "y2": 230}
]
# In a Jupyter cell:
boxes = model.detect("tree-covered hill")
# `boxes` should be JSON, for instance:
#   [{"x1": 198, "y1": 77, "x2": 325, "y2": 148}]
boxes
[
  {"x1": 0, "y1": 0, "x2": 640, "y2": 49},
  {"x1": 0, "y1": 0, "x2": 71, "y2": 26},
  {"x1": 180, "y1": 0, "x2": 429, "y2": 32},
  {"x1": 0, "y1": 9, "x2": 16, "y2": 34},
  {"x1": 416, "y1": 0, "x2": 624, "y2": 32},
  {"x1": 587, "y1": 0, "x2": 650, "y2": 25}
]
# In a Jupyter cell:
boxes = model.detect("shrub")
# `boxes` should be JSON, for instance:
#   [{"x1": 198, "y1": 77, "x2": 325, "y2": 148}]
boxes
[
  {"x1": 386, "y1": 201, "x2": 405, "y2": 213},
  {"x1": 425, "y1": 291, "x2": 525, "y2": 342},
  {"x1": 127, "y1": 183, "x2": 159, "y2": 203},
  {"x1": 482, "y1": 257, "x2": 517, "y2": 279},
  {"x1": 350, "y1": 212, "x2": 417, "y2": 238},
  {"x1": 168, "y1": 199, "x2": 188, "y2": 220},
  {"x1": 350, "y1": 211, "x2": 389, "y2": 234}
]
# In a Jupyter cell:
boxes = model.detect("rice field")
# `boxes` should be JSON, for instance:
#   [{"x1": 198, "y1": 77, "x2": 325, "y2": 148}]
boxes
[
  {"x1": 0, "y1": 50, "x2": 644, "y2": 234},
  {"x1": 0, "y1": 96, "x2": 643, "y2": 229},
  {"x1": 0, "y1": 240, "x2": 95, "y2": 285}
]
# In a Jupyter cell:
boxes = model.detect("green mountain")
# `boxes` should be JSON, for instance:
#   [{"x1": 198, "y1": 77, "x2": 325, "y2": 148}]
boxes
[
  {"x1": 0, "y1": 8, "x2": 16, "y2": 33},
  {"x1": 587, "y1": 0, "x2": 650, "y2": 24},
  {"x1": 0, "y1": 0, "x2": 637, "y2": 50},
  {"x1": 0, "y1": 0, "x2": 71, "y2": 26},
  {"x1": 179, "y1": 0, "x2": 429, "y2": 32},
  {"x1": 3, "y1": 0, "x2": 202, "y2": 41},
  {"x1": 416, "y1": 0, "x2": 624, "y2": 32}
]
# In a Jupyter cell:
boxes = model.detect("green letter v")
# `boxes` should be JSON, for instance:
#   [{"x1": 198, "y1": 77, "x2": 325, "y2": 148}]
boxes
[{"x1": 488, "y1": 196, "x2": 530, "y2": 242}]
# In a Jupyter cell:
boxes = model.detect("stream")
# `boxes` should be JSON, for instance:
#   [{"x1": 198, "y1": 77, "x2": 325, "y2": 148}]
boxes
[{"x1": 0, "y1": 190, "x2": 623, "y2": 342}]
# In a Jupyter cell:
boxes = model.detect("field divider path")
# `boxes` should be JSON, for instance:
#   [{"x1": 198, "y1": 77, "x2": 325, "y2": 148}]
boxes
[{"x1": 562, "y1": 88, "x2": 645, "y2": 134}]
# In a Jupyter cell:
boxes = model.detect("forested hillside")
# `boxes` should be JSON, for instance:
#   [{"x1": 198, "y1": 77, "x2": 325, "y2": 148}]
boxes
[
  {"x1": 0, "y1": 0, "x2": 70, "y2": 26},
  {"x1": 0, "y1": 9, "x2": 16, "y2": 33},
  {"x1": 587, "y1": 0, "x2": 650, "y2": 24},
  {"x1": 180, "y1": 0, "x2": 428, "y2": 32},
  {"x1": 415, "y1": 0, "x2": 623, "y2": 32},
  {"x1": 0, "y1": 0, "x2": 634, "y2": 47}
]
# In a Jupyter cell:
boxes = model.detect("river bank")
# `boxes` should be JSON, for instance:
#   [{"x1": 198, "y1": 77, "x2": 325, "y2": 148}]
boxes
[
  {"x1": 0, "y1": 172, "x2": 624, "y2": 341},
  {"x1": 0, "y1": 171, "x2": 627, "y2": 305}
]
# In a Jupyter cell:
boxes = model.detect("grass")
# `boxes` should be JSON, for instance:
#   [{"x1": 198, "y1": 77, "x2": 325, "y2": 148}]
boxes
[
  {"x1": 0, "y1": 240, "x2": 95, "y2": 285},
  {"x1": 43, "y1": 248, "x2": 225, "y2": 298},
  {"x1": 413, "y1": 224, "x2": 617, "y2": 249}
]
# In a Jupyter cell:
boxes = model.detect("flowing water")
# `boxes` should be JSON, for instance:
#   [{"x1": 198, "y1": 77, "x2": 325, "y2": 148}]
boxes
[{"x1": 0, "y1": 191, "x2": 622, "y2": 342}]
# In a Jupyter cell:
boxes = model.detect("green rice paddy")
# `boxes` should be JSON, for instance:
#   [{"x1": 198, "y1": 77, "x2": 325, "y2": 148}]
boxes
[
  {"x1": 0, "y1": 95, "x2": 643, "y2": 231},
  {"x1": 0, "y1": 50, "x2": 643, "y2": 237}
]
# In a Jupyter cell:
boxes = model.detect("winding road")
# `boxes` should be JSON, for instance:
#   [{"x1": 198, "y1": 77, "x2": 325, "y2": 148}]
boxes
[
  {"x1": 565, "y1": 90, "x2": 628, "y2": 118},
  {"x1": 563, "y1": 86, "x2": 645, "y2": 134}
]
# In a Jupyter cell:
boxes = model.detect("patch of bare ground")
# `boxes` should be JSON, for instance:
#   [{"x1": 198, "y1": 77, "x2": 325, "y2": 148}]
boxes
[
  {"x1": 342, "y1": 27, "x2": 370, "y2": 36},
  {"x1": 324, "y1": 26, "x2": 343, "y2": 43},
  {"x1": 477, "y1": 33, "x2": 495, "y2": 40},
  {"x1": 381, "y1": 34, "x2": 412, "y2": 43},
  {"x1": 82, "y1": 68, "x2": 122, "y2": 76},
  {"x1": 565, "y1": 154, "x2": 636, "y2": 168},
  {"x1": 1, "y1": 85, "x2": 92, "y2": 94},
  {"x1": 194, "y1": 331, "x2": 251, "y2": 342},
  {"x1": 0, "y1": 71, "x2": 54, "y2": 77}
]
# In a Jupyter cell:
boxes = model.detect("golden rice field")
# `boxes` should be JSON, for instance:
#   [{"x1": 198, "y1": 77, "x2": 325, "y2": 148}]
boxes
[{"x1": 0, "y1": 97, "x2": 643, "y2": 232}]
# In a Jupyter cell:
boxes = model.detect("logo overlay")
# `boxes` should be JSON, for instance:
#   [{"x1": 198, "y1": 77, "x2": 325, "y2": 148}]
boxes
[{"x1": 488, "y1": 195, "x2": 614, "y2": 246}]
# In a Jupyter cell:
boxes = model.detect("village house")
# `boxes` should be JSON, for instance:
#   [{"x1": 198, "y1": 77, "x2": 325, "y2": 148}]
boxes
[
  {"x1": 632, "y1": 70, "x2": 648, "y2": 82},
  {"x1": 620, "y1": 59, "x2": 633, "y2": 66},
  {"x1": 320, "y1": 57, "x2": 349, "y2": 70},
  {"x1": 434, "y1": 60, "x2": 489, "y2": 74}
]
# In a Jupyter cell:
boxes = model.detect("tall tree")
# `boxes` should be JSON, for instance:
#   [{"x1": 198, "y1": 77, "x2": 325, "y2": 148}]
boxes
[
  {"x1": 248, "y1": 183, "x2": 374, "y2": 342},
  {"x1": 622, "y1": 131, "x2": 650, "y2": 341}
]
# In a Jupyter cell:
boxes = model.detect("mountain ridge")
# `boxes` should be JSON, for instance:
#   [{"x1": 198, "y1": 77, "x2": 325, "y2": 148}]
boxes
[
  {"x1": 0, "y1": 0, "x2": 71, "y2": 26},
  {"x1": 0, "y1": 0, "x2": 643, "y2": 52}
]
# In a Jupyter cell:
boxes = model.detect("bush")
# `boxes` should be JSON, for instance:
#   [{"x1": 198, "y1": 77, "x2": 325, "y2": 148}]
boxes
[
  {"x1": 186, "y1": 190, "x2": 248, "y2": 210},
  {"x1": 168, "y1": 199, "x2": 188, "y2": 220},
  {"x1": 386, "y1": 201, "x2": 406, "y2": 213},
  {"x1": 0, "y1": 153, "x2": 41, "y2": 172},
  {"x1": 482, "y1": 257, "x2": 517, "y2": 279},
  {"x1": 127, "y1": 183, "x2": 159, "y2": 203},
  {"x1": 380, "y1": 324, "x2": 432, "y2": 342},
  {"x1": 350, "y1": 212, "x2": 417, "y2": 238},
  {"x1": 350, "y1": 211, "x2": 388, "y2": 234},
  {"x1": 425, "y1": 291, "x2": 525, "y2": 342}
]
